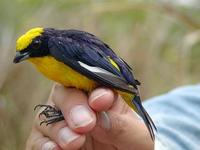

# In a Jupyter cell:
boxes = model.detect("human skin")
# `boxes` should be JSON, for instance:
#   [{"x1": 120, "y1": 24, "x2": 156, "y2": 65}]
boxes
[{"x1": 26, "y1": 84, "x2": 154, "y2": 150}]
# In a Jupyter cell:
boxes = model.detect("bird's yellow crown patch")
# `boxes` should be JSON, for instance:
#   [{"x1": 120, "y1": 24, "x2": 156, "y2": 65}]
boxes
[{"x1": 16, "y1": 27, "x2": 44, "y2": 51}]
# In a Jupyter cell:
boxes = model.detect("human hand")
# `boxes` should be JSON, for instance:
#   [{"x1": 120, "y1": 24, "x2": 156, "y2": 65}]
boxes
[{"x1": 26, "y1": 83, "x2": 154, "y2": 150}]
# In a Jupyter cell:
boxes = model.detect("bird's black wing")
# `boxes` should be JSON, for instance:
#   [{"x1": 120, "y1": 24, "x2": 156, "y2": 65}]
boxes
[
  {"x1": 59, "y1": 29, "x2": 140, "y2": 86},
  {"x1": 48, "y1": 36, "x2": 138, "y2": 94}
]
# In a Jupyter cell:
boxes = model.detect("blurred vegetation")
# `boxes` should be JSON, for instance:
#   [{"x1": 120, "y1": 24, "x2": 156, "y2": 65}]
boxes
[{"x1": 0, "y1": 0, "x2": 199, "y2": 149}]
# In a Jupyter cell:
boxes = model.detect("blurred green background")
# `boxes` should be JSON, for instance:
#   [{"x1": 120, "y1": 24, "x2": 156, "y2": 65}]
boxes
[{"x1": 0, "y1": 0, "x2": 199, "y2": 149}]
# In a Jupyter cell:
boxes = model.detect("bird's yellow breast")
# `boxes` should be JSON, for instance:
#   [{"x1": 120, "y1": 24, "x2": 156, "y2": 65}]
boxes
[
  {"x1": 29, "y1": 56, "x2": 97, "y2": 91},
  {"x1": 28, "y1": 56, "x2": 135, "y2": 111}
]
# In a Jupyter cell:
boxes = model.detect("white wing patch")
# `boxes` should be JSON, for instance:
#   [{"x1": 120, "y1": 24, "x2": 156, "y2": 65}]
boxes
[
  {"x1": 78, "y1": 61, "x2": 116, "y2": 76},
  {"x1": 77, "y1": 61, "x2": 135, "y2": 92}
]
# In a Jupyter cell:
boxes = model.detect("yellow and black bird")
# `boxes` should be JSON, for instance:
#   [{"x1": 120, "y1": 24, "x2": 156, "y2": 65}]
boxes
[{"x1": 13, "y1": 27, "x2": 156, "y2": 139}]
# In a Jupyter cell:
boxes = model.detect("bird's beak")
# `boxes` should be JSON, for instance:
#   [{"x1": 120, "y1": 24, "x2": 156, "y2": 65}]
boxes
[{"x1": 13, "y1": 51, "x2": 30, "y2": 63}]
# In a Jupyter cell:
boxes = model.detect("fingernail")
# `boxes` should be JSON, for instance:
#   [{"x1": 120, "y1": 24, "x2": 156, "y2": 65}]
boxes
[
  {"x1": 70, "y1": 105, "x2": 93, "y2": 127},
  {"x1": 58, "y1": 127, "x2": 80, "y2": 145},
  {"x1": 90, "y1": 89, "x2": 108, "y2": 102},
  {"x1": 42, "y1": 141, "x2": 56, "y2": 150},
  {"x1": 98, "y1": 111, "x2": 111, "y2": 130}
]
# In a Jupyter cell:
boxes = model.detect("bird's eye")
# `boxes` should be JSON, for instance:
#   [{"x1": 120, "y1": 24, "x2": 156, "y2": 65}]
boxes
[{"x1": 32, "y1": 39, "x2": 41, "y2": 49}]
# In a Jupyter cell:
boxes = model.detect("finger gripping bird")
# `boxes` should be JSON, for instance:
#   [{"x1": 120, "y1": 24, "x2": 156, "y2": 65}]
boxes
[{"x1": 14, "y1": 27, "x2": 156, "y2": 139}]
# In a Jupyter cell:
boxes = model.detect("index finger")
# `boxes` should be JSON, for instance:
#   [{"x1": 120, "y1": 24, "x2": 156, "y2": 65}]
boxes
[{"x1": 51, "y1": 84, "x2": 97, "y2": 133}]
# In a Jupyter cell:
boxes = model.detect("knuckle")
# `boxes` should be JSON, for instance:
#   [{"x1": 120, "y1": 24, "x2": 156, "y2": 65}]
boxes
[{"x1": 64, "y1": 88, "x2": 88, "y2": 102}]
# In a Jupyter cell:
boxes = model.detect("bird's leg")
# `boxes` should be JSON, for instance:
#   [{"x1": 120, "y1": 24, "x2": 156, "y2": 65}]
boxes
[{"x1": 34, "y1": 104, "x2": 64, "y2": 125}]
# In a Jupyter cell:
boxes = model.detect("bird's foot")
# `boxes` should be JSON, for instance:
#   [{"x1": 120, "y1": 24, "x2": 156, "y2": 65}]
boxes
[{"x1": 34, "y1": 104, "x2": 64, "y2": 125}]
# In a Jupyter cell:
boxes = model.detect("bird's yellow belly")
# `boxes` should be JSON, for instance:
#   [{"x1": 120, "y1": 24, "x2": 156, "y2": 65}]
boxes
[
  {"x1": 29, "y1": 56, "x2": 97, "y2": 91},
  {"x1": 29, "y1": 56, "x2": 135, "y2": 111}
]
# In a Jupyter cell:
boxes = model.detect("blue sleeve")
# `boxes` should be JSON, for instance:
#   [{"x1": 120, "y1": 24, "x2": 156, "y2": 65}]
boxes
[{"x1": 144, "y1": 84, "x2": 200, "y2": 150}]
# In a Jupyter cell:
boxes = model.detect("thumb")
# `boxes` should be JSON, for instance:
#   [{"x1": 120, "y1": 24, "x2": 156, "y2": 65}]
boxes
[{"x1": 88, "y1": 88, "x2": 153, "y2": 149}]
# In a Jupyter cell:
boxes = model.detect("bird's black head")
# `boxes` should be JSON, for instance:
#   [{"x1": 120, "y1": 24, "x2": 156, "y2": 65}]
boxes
[{"x1": 13, "y1": 27, "x2": 55, "y2": 63}]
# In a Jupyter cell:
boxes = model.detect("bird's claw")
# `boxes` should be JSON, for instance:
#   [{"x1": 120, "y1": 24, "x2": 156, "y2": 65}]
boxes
[{"x1": 34, "y1": 104, "x2": 64, "y2": 125}]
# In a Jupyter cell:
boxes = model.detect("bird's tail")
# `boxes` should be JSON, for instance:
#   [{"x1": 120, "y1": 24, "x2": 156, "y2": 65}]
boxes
[{"x1": 132, "y1": 95, "x2": 157, "y2": 140}]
